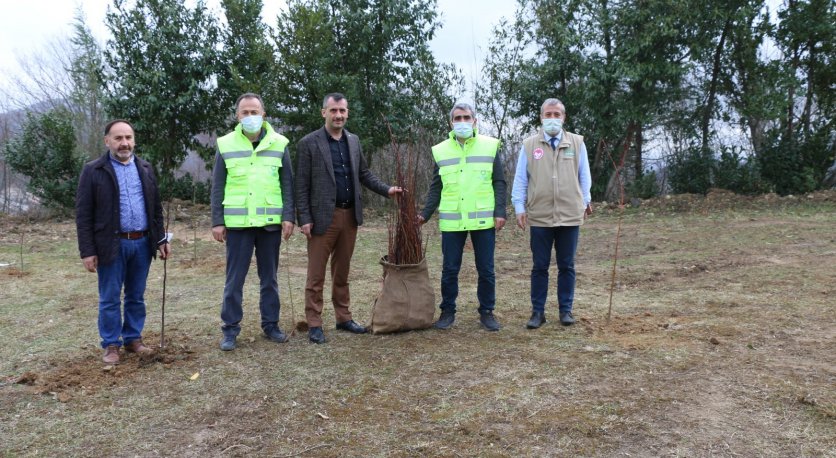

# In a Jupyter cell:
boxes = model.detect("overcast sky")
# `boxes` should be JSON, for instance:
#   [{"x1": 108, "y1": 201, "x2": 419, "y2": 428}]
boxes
[{"x1": 0, "y1": 0, "x2": 516, "y2": 104}]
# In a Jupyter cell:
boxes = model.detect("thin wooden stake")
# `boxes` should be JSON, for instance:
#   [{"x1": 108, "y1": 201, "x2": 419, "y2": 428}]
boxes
[
  {"x1": 283, "y1": 238, "x2": 296, "y2": 336},
  {"x1": 606, "y1": 125, "x2": 636, "y2": 323},
  {"x1": 160, "y1": 200, "x2": 172, "y2": 348}
]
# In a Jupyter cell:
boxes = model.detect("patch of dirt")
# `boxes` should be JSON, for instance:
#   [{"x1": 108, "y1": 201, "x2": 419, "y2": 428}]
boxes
[
  {"x1": 2, "y1": 267, "x2": 31, "y2": 277},
  {"x1": 15, "y1": 333, "x2": 195, "y2": 402}
]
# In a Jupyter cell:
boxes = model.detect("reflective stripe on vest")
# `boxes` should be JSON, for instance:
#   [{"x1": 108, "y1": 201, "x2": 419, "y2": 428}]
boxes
[
  {"x1": 431, "y1": 133, "x2": 500, "y2": 232},
  {"x1": 218, "y1": 123, "x2": 289, "y2": 227}
]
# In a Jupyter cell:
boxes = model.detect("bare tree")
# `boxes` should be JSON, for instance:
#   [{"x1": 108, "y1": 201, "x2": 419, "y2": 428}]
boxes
[{"x1": 0, "y1": 9, "x2": 105, "y2": 160}]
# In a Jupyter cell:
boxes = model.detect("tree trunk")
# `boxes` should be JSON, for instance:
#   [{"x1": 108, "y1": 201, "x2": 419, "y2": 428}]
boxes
[
  {"x1": 801, "y1": 39, "x2": 815, "y2": 135},
  {"x1": 634, "y1": 123, "x2": 643, "y2": 180},
  {"x1": 702, "y1": 16, "x2": 733, "y2": 152}
]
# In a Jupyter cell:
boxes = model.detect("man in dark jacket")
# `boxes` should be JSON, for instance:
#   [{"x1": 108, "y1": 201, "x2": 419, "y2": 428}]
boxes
[
  {"x1": 76, "y1": 119, "x2": 171, "y2": 364},
  {"x1": 295, "y1": 92, "x2": 401, "y2": 344}
]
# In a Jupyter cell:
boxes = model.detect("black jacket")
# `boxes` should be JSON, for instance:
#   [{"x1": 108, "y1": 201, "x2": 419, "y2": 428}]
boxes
[{"x1": 75, "y1": 152, "x2": 166, "y2": 265}]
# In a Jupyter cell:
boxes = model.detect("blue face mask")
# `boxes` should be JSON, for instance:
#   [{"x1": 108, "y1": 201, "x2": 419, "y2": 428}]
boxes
[
  {"x1": 241, "y1": 115, "x2": 263, "y2": 133},
  {"x1": 542, "y1": 118, "x2": 563, "y2": 136},
  {"x1": 452, "y1": 122, "x2": 474, "y2": 139}
]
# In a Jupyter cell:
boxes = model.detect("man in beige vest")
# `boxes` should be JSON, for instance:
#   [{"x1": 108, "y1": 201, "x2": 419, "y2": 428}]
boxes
[{"x1": 511, "y1": 98, "x2": 592, "y2": 328}]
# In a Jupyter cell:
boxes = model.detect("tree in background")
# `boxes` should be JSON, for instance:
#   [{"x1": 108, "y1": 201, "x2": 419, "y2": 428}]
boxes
[
  {"x1": 3, "y1": 108, "x2": 85, "y2": 211},
  {"x1": 0, "y1": 9, "x2": 106, "y2": 160},
  {"x1": 102, "y1": 0, "x2": 223, "y2": 183},
  {"x1": 271, "y1": 0, "x2": 457, "y2": 155},
  {"x1": 485, "y1": 0, "x2": 834, "y2": 198},
  {"x1": 216, "y1": 0, "x2": 280, "y2": 126}
]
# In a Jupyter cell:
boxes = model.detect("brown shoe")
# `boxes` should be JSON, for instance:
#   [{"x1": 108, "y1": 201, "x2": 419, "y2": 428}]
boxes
[
  {"x1": 102, "y1": 345, "x2": 120, "y2": 364},
  {"x1": 125, "y1": 339, "x2": 153, "y2": 354}
]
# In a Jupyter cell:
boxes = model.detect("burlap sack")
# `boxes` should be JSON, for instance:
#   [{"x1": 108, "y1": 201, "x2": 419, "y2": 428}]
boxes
[{"x1": 369, "y1": 256, "x2": 435, "y2": 334}]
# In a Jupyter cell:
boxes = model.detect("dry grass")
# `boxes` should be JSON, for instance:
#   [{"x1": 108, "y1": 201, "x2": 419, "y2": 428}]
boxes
[{"x1": 1, "y1": 192, "x2": 835, "y2": 457}]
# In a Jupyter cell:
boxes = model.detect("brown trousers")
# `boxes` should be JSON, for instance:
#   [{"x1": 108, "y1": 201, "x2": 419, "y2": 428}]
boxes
[{"x1": 304, "y1": 208, "x2": 358, "y2": 327}]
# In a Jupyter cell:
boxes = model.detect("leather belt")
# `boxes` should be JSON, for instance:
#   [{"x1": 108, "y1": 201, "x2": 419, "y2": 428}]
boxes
[
  {"x1": 120, "y1": 231, "x2": 147, "y2": 240},
  {"x1": 335, "y1": 202, "x2": 353, "y2": 209}
]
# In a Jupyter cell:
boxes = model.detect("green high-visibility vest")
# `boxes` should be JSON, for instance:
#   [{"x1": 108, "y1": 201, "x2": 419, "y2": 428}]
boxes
[
  {"x1": 431, "y1": 131, "x2": 500, "y2": 232},
  {"x1": 218, "y1": 123, "x2": 289, "y2": 227}
]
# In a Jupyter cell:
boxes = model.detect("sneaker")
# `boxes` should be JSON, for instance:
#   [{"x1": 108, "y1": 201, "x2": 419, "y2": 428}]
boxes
[
  {"x1": 219, "y1": 335, "x2": 237, "y2": 351},
  {"x1": 559, "y1": 311, "x2": 576, "y2": 326},
  {"x1": 263, "y1": 327, "x2": 289, "y2": 343},
  {"x1": 102, "y1": 345, "x2": 120, "y2": 364},
  {"x1": 434, "y1": 312, "x2": 455, "y2": 330},
  {"x1": 479, "y1": 312, "x2": 501, "y2": 331}
]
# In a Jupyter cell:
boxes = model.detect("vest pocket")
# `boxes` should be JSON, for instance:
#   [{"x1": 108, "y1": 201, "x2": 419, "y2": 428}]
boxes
[
  {"x1": 438, "y1": 166, "x2": 459, "y2": 183},
  {"x1": 222, "y1": 195, "x2": 247, "y2": 207},
  {"x1": 226, "y1": 161, "x2": 247, "y2": 177},
  {"x1": 475, "y1": 192, "x2": 493, "y2": 209},
  {"x1": 265, "y1": 194, "x2": 282, "y2": 206},
  {"x1": 439, "y1": 199, "x2": 459, "y2": 212}
]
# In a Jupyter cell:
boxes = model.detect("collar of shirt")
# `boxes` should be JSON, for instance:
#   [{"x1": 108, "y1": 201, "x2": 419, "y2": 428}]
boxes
[
  {"x1": 327, "y1": 133, "x2": 347, "y2": 143},
  {"x1": 109, "y1": 152, "x2": 135, "y2": 167},
  {"x1": 249, "y1": 128, "x2": 267, "y2": 148},
  {"x1": 543, "y1": 131, "x2": 563, "y2": 144}
]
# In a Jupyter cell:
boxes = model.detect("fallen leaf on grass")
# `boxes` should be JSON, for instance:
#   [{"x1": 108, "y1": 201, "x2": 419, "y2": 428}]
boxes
[
  {"x1": 316, "y1": 412, "x2": 330, "y2": 420},
  {"x1": 190, "y1": 372, "x2": 200, "y2": 380}
]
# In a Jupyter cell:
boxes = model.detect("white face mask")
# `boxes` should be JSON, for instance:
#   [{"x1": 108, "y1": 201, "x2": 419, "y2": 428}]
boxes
[
  {"x1": 452, "y1": 122, "x2": 474, "y2": 139},
  {"x1": 241, "y1": 115, "x2": 263, "y2": 133},
  {"x1": 542, "y1": 118, "x2": 563, "y2": 136}
]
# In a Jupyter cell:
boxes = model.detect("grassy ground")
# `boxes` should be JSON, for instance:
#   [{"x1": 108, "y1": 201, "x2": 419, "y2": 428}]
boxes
[{"x1": 1, "y1": 191, "x2": 834, "y2": 457}]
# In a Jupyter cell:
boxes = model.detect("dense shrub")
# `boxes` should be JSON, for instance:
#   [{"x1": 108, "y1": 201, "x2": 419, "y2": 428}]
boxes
[{"x1": 3, "y1": 108, "x2": 85, "y2": 211}]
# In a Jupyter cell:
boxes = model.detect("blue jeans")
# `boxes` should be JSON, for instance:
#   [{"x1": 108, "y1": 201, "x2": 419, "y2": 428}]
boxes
[
  {"x1": 530, "y1": 226, "x2": 580, "y2": 313},
  {"x1": 440, "y1": 228, "x2": 495, "y2": 315},
  {"x1": 97, "y1": 236, "x2": 152, "y2": 348},
  {"x1": 221, "y1": 228, "x2": 282, "y2": 337}
]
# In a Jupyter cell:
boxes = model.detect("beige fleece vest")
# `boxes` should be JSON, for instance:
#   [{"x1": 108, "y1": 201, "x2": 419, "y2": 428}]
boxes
[{"x1": 522, "y1": 130, "x2": 585, "y2": 227}]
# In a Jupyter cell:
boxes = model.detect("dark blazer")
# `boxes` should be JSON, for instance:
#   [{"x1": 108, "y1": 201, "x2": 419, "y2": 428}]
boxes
[
  {"x1": 295, "y1": 127, "x2": 390, "y2": 235},
  {"x1": 75, "y1": 152, "x2": 166, "y2": 265}
]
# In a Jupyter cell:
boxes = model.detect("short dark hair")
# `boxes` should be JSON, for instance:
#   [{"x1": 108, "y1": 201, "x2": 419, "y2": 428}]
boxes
[
  {"x1": 235, "y1": 93, "x2": 265, "y2": 112},
  {"x1": 322, "y1": 92, "x2": 346, "y2": 108},
  {"x1": 104, "y1": 119, "x2": 134, "y2": 135}
]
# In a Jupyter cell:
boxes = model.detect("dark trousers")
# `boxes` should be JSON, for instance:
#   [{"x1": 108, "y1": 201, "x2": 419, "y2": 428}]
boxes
[
  {"x1": 304, "y1": 208, "x2": 358, "y2": 327},
  {"x1": 221, "y1": 228, "x2": 282, "y2": 336},
  {"x1": 530, "y1": 225, "x2": 580, "y2": 313},
  {"x1": 440, "y1": 228, "x2": 496, "y2": 315}
]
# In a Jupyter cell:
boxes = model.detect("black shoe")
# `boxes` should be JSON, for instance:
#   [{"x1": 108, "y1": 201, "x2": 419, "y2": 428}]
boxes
[
  {"x1": 263, "y1": 327, "x2": 289, "y2": 343},
  {"x1": 219, "y1": 335, "x2": 236, "y2": 351},
  {"x1": 335, "y1": 320, "x2": 367, "y2": 334},
  {"x1": 559, "y1": 311, "x2": 576, "y2": 326},
  {"x1": 309, "y1": 326, "x2": 326, "y2": 344},
  {"x1": 479, "y1": 312, "x2": 501, "y2": 331},
  {"x1": 527, "y1": 311, "x2": 546, "y2": 329},
  {"x1": 434, "y1": 312, "x2": 455, "y2": 330}
]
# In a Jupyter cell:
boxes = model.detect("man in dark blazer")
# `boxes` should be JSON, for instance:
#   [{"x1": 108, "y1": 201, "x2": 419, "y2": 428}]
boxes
[
  {"x1": 76, "y1": 119, "x2": 171, "y2": 364},
  {"x1": 295, "y1": 92, "x2": 402, "y2": 344}
]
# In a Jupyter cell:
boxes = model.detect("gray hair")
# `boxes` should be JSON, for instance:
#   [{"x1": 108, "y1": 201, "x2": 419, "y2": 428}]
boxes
[
  {"x1": 540, "y1": 98, "x2": 565, "y2": 115},
  {"x1": 235, "y1": 93, "x2": 265, "y2": 112},
  {"x1": 449, "y1": 102, "x2": 477, "y2": 121}
]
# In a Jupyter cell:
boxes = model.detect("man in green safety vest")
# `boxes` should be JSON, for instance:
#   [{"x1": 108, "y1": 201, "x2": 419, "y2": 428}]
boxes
[
  {"x1": 210, "y1": 93, "x2": 296, "y2": 351},
  {"x1": 418, "y1": 102, "x2": 507, "y2": 331}
]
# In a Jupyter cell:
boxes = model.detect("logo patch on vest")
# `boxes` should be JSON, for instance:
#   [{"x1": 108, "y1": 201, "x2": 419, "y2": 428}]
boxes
[
  {"x1": 563, "y1": 148, "x2": 575, "y2": 158},
  {"x1": 533, "y1": 148, "x2": 544, "y2": 160}
]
